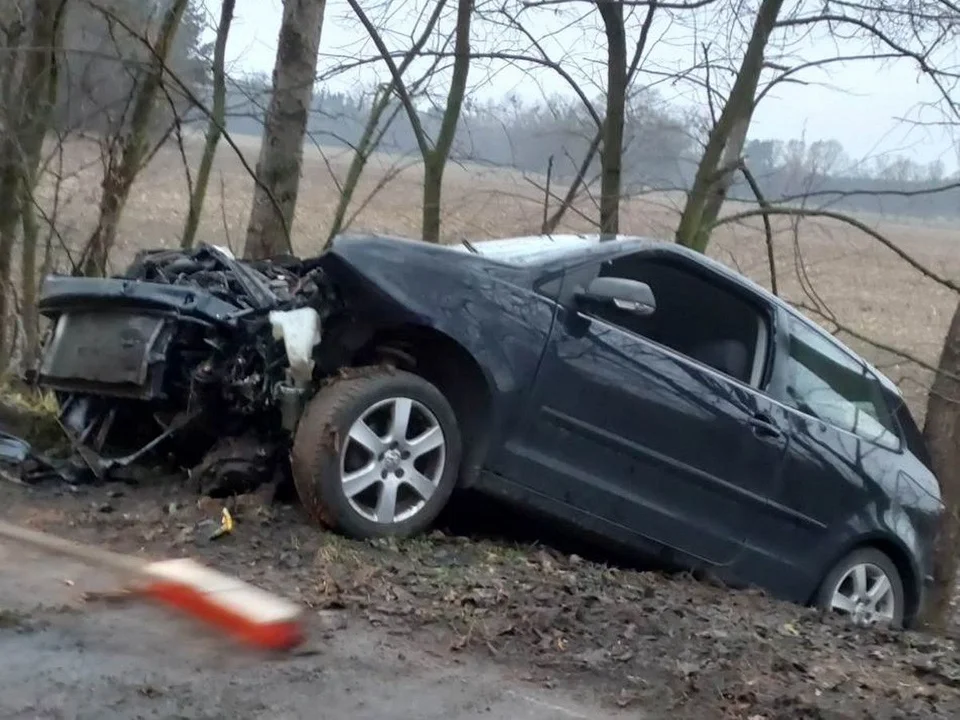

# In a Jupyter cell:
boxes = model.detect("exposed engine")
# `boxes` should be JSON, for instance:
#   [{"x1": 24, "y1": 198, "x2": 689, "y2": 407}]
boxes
[{"x1": 33, "y1": 244, "x2": 340, "y2": 487}]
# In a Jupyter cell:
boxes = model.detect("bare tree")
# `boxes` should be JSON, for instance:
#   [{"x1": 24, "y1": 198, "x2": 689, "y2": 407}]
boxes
[
  {"x1": 182, "y1": 0, "x2": 235, "y2": 249},
  {"x1": 79, "y1": 0, "x2": 190, "y2": 276},
  {"x1": 596, "y1": 1, "x2": 626, "y2": 235},
  {"x1": 674, "y1": 0, "x2": 785, "y2": 252},
  {"x1": 498, "y1": 0, "x2": 672, "y2": 234},
  {"x1": 243, "y1": 0, "x2": 327, "y2": 260},
  {"x1": 0, "y1": 0, "x2": 67, "y2": 365},
  {"x1": 347, "y1": 0, "x2": 474, "y2": 244},
  {"x1": 325, "y1": 0, "x2": 448, "y2": 245}
]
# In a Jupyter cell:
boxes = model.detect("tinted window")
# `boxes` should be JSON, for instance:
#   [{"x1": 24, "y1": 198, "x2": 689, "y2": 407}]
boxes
[
  {"x1": 783, "y1": 318, "x2": 900, "y2": 450},
  {"x1": 586, "y1": 254, "x2": 766, "y2": 386}
]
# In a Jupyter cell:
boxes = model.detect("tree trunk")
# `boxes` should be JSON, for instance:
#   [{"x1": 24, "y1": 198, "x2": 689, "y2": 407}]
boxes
[
  {"x1": 921, "y1": 299, "x2": 960, "y2": 631},
  {"x1": 243, "y1": 0, "x2": 327, "y2": 259},
  {"x1": 544, "y1": 2, "x2": 655, "y2": 235},
  {"x1": 597, "y1": 1, "x2": 626, "y2": 236},
  {"x1": 422, "y1": 159, "x2": 445, "y2": 247},
  {"x1": 420, "y1": 0, "x2": 473, "y2": 244},
  {"x1": 182, "y1": 0, "x2": 235, "y2": 250},
  {"x1": 0, "y1": 0, "x2": 65, "y2": 361},
  {"x1": 698, "y1": 114, "x2": 751, "y2": 233},
  {"x1": 327, "y1": 87, "x2": 392, "y2": 244},
  {"x1": 675, "y1": 0, "x2": 785, "y2": 253},
  {"x1": 82, "y1": 170, "x2": 129, "y2": 277},
  {"x1": 0, "y1": 162, "x2": 20, "y2": 368},
  {"x1": 81, "y1": 0, "x2": 189, "y2": 276},
  {"x1": 0, "y1": 10, "x2": 25, "y2": 109},
  {"x1": 20, "y1": 185, "x2": 39, "y2": 373},
  {"x1": 327, "y1": 0, "x2": 448, "y2": 247}
]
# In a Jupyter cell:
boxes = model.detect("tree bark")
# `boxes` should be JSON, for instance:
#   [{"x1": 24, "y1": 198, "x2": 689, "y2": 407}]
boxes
[
  {"x1": 243, "y1": 0, "x2": 326, "y2": 260},
  {"x1": 921, "y1": 299, "x2": 960, "y2": 631},
  {"x1": 596, "y1": 1, "x2": 626, "y2": 236},
  {"x1": 20, "y1": 184, "x2": 39, "y2": 372},
  {"x1": 182, "y1": 0, "x2": 235, "y2": 250},
  {"x1": 543, "y1": 1, "x2": 656, "y2": 235},
  {"x1": 420, "y1": 0, "x2": 473, "y2": 244},
  {"x1": 82, "y1": 0, "x2": 189, "y2": 276},
  {"x1": 0, "y1": 0, "x2": 65, "y2": 363},
  {"x1": 675, "y1": 0, "x2": 785, "y2": 253}
]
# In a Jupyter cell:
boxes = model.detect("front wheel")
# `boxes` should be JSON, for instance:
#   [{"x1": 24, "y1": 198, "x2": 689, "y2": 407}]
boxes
[
  {"x1": 815, "y1": 548, "x2": 905, "y2": 628},
  {"x1": 291, "y1": 368, "x2": 462, "y2": 539}
]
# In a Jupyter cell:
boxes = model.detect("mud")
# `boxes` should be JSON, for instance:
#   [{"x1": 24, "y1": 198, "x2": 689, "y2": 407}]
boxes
[
  {"x1": 2, "y1": 477, "x2": 959, "y2": 719},
  {"x1": 0, "y1": 545, "x2": 619, "y2": 720}
]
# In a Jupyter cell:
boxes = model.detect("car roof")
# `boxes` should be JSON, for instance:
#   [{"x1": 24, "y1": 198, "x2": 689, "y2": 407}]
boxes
[{"x1": 465, "y1": 233, "x2": 901, "y2": 396}]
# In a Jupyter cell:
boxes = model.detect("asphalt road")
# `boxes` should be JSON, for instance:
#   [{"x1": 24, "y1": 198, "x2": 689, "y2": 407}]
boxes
[{"x1": 0, "y1": 543, "x2": 625, "y2": 720}]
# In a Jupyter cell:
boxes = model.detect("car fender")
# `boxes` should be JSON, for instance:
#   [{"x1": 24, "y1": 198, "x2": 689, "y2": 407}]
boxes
[
  {"x1": 321, "y1": 237, "x2": 557, "y2": 401},
  {"x1": 811, "y1": 509, "x2": 926, "y2": 619}
]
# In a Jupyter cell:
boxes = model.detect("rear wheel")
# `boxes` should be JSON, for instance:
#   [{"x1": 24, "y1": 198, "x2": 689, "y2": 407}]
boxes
[
  {"x1": 815, "y1": 548, "x2": 904, "y2": 628},
  {"x1": 291, "y1": 368, "x2": 462, "y2": 539}
]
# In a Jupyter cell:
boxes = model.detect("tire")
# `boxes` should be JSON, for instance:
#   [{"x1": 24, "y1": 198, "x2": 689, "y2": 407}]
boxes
[
  {"x1": 291, "y1": 367, "x2": 462, "y2": 539},
  {"x1": 815, "y1": 547, "x2": 905, "y2": 628}
]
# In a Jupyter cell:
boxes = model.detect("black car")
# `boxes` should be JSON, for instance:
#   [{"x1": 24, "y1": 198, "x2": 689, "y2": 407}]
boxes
[{"x1": 33, "y1": 233, "x2": 942, "y2": 628}]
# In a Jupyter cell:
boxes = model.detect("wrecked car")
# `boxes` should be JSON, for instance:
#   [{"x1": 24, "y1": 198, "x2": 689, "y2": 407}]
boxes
[{"x1": 32, "y1": 234, "x2": 942, "y2": 628}]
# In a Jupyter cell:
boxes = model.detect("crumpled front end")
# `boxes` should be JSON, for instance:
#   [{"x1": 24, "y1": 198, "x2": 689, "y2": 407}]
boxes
[{"x1": 32, "y1": 244, "x2": 339, "y2": 487}]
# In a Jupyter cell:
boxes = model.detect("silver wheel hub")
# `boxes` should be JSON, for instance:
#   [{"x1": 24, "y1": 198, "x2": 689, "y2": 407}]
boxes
[
  {"x1": 339, "y1": 396, "x2": 446, "y2": 525},
  {"x1": 829, "y1": 562, "x2": 896, "y2": 627},
  {"x1": 381, "y1": 448, "x2": 402, "y2": 473}
]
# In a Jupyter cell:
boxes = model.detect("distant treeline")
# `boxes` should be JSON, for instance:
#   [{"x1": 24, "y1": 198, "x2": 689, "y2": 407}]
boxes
[{"x1": 214, "y1": 83, "x2": 960, "y2": 221}]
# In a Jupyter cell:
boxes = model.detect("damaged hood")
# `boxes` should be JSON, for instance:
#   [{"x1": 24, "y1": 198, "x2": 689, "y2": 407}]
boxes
[{"x1": 38, "y1": 244, "x2": 334, "y2": 324}]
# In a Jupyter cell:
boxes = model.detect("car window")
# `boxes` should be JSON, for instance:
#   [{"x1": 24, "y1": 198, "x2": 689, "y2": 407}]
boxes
[
  {"x1": 782, "y1": 318, "x2": 900, "y2": 450},
  {"x1": 585, "y1": 253, "x2": 767, "y2": 387}
]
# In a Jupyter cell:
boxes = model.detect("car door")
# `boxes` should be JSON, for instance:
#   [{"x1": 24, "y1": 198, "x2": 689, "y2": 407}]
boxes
[
  {"x1": 499, "y1": 250, "x2": 788, "y2": 566},
  {"x1": 732, "y1": 312, "x2": 907, "y2": 599}
]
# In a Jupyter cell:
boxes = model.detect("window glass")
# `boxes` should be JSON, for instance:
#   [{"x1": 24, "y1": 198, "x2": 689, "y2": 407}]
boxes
[
  {"x1": 784, "y1": 318, "x2": 900, "y2": 449},
  {"x1": 584, "y1": 254, "x2": 764, "y2": 386}
]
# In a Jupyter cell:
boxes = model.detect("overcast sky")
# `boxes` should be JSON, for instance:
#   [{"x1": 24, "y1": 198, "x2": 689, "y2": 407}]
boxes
[{"x1": 201, "y1": 0, "x2": 958, "y2": 172}]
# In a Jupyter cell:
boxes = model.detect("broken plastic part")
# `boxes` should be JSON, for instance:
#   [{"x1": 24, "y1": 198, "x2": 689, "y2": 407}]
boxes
[
  {"x1": 275, "y1": 383, "x2": 306, "y2": 432},
  {"x1": 210, "y1": 507, "x2": 234, "y2": 540},
  {"x1": 269, "y1": 308, "x2": 322, "y2": 388},
  {"x1": 0, "y1": 432, "x2": 30, "y2": 464}
]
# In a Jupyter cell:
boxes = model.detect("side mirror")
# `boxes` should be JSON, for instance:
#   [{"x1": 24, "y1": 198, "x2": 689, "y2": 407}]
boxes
[{"x1": 575, "y1": 276, "x2": 656, "y2": 317}]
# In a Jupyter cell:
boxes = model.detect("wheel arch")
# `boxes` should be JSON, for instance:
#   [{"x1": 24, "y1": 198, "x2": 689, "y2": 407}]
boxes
[
  {"x1": 349, "y1": 323, "x2": 495, "y2": 487},
  {"x1": 812, "y1": 532, "x2": 922, "y2": 626}
]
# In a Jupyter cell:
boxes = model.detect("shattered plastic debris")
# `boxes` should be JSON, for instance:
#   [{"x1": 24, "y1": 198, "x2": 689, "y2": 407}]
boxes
[
  {"x1": 209, "y1": 508, "x2": 234, "y2": 540},
  {"x1": 0, "y1": 429, "x2": 93, "y2": 486},
  {"x1": 0, "y1": 432, "x2": 30, "y2": 464}
]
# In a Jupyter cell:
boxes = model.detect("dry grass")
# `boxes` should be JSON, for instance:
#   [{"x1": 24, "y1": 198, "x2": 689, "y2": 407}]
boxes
[{"x1": 31, "y1": 136, "x2": 960, "y2": 416}]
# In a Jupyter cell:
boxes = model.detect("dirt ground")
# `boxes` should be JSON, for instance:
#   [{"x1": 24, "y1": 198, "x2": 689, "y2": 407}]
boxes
[
  {"x1": 0, "y1": 543, "x2": 617, "y2": 720},
  {"x1": 3, "y1": 473, "x2": 960, "y2": 720}
]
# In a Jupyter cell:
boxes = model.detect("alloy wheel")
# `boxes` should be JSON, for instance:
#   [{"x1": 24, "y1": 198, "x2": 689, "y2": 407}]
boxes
[
  {"x1": 829, "y1": 562, "x2": 897, "y2": 626},
  {"x1": 338, "y1": 396, "x2": 446, "y2": 525}
]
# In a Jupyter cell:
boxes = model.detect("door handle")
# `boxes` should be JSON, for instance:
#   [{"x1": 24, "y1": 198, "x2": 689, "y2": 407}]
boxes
[{"x1": 748, "y1": 413, "x2": 784, "y2": 439}]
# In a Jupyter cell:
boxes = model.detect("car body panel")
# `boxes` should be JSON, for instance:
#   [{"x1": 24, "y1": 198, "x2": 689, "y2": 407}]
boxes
[
  {"x1": 321, "y1": 234, "x2": 561, "y2": 448},
  {"x1": 323, "y1": 234, "x2": 940, "y2": 617}
]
